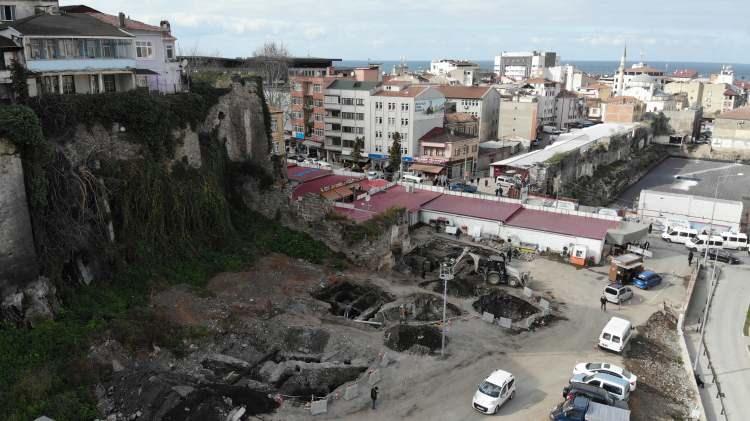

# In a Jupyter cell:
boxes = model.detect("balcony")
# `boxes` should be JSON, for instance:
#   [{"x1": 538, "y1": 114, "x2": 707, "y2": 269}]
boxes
[{"x1": 27, "y1": 58, "x2": 136, "y2": 73}]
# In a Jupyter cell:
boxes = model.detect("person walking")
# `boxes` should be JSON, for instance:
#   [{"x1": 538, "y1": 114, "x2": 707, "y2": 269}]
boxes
[
  {"x1": 600, "y1": 295, "x2": 607, "y2": 312},
  {"x1": 399, "y1": 305, "x2": 406, "y2": 324},
  {"x1": 648, "y1": 223, "x2": 653, "y2": 234},
  {"x1": 370, "y1": 386, "x2": 379, "y2": 410},
  {"x1": 688, "y1": 250, "x2": 694, "y2": 266}
]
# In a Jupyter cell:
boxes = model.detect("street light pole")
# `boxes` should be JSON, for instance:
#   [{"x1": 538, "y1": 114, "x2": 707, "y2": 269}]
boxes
[{"x1": 439, "y1": 258, "x2": 455, "y2": 358}]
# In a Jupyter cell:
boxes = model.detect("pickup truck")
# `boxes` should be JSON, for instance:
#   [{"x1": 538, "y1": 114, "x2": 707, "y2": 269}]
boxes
[{"x1": 550, "y1": 396, "x2": 630, "y2": 421}]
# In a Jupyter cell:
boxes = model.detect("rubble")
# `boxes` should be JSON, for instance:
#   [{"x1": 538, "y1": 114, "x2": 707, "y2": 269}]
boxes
[
  {"x1": 311, "y1": 281, "x2": 395, "y2": 319},
  {"x1": 384, "y1": 325, "x2": 443, "y2": 354}
]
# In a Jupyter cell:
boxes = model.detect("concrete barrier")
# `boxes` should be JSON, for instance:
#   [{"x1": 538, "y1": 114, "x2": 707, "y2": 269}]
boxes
[{"x1": 677, "y1": 264, "x2": 707, "y2": 421}]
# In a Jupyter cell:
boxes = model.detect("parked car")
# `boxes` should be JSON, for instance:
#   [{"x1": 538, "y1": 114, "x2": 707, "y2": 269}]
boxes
[
  {"x1": 706, "y1": 249, "x2": 741, "y2": 265},
  {"x1": 449, "y1": 182, "x2": 478, "y2": 193},
  {"x1": 294, "y1": 155, "x2": 306, "y2": 162},
  {"x1": 549, "y1": 396, "x2": 631, "y2": 421},
  {"x1": 632, "y1": 271, "x2": 662, "y2": 289},
  {"x1": 573, "y1": 363, "x2": 637, "y2": 391},
  {"x1": 603, "y1": 284, "x2": 633, "y2": 304},
  {"x1": 472, "y1": 369, "x2": 516, "y2": 414},
  {"x1": 366, "y1": 171, "x2": 383, "y2": 180},
  {"x1": 569, "y1": 373, "x2": 631, "y2": 401},
  {"x1": 562, "y1": 383, "x2": 629, "y2": 409}
]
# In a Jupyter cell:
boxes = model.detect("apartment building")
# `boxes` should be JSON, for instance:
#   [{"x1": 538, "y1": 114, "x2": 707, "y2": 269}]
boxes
[
  {"x1": 494, "y1": 51, "x2": 558, "y2": 81},
  {"x1": 412, "y1": 127, "x2": 479, "y2": 180},
  {"x1": 555, "y1": 90, "x2": 585, "y2": 130},
  {"x1": 369, "y1": 82, "x2": 445, "y2": 165},
  {"x1": 0, "y1": 11, "x2": 137, "y2": 97},
  {"x1": 322, "y1": 79, "x2": 379, "y2": 163},
  {"x1": 0, "y1": 0, "x2": 58, "y2": 21},
  {"x1": 436, "y1": 85, "x2": 500, "y2": 142},
  {"x1": 665, "y1": 80, "x2": 744, "y2": 117},
  {"x1": 63, "y1": 6, "x2": 182, "y2": 93},
  {"x1": 524, "y1": 78, "x2": 560, "y2": 128},
  {"x1": 269, "y1": 107, "x2": 285, "y2": 156},
  {"x1": 288, "y1": 58, "x2": 341, "y2": 157},
  {"x1": 429, "y1": 59, "x2": 480, "y2": 86},
  {"x1": 603, "y1": 96, "x2": 645, "y2": 124},
  {"x1": 499, "y1": 95, "x2": 539, "y2": 146}
]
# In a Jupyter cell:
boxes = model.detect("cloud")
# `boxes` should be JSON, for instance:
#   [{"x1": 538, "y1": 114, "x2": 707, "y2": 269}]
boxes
[{"x1": 302, "y1": 25, "x2": 326, "y2": 40}]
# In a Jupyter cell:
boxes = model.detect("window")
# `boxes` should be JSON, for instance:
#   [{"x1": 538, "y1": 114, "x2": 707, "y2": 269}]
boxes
[
  {"x1": 401, "y1": 118, "x2": 409, "y2": 126},
  {"x1": 388, "y1": 117, "x2": 395, "y2": 125},
  {"x1": 388, "y1": 102, "x2": 396, "y2": 110},
  {"x1": 294, "y1": 83, "x2": 302, "y2": 92},
  {"x1": 341, "y1": 112, "x2": 355, "y2": 120},
  {"x1": 314, "y1": 99, "x2": 323, "y2": 107},
  {"x1": 602, "y1": 384, "x2": 622, "y2": 396},
  {"x1": 376, "y1": 117, "x2": 383, "y2": 124},
  {"x1": 1, "y1": 5, "x2": 15, "y2": 21},
  {"x1": 29, "y1": 39, "x2": 44, "y2": 59},
  {"x1": 294, "y1": 125, "x2": 304, "y2": 133},
  {"x1": 341, "y1": 97, "x2": 354, "y2": 105},
  {"x1": 103, "y1": 75, "x2": 116, "y2": 93},
  {"x1": 355, "y1": 113, "x2": 365, "y2": 121},
  {"x1": 166, "y1": 44, "x2": 174, "y2": 60},
  {"x1": 375, "y1": 101, "x2": 383, "y2": 110},
  {"x1": 356, "y1": 98, "x2": 364, "y2": 106},
  {"x1": 375, "y1": 131, "x2": 383, "y2": 138},
  {"x1": 42, "y1": 76, "x2": 59, "y2": 94},
  {"x1": 355, "y1": 127, "x2": 364, "y2": 134},
  {"x1": 292, "y1": 97, "x2": 302, "y2": 105},
  {"x1": 314, "y1": 128, "x2": 325, "y2": 137},
  {"x1": 45, "y1": 40, "x2": 59, "y2": 59},
  {"x1": 314, "y1": 113, "x2": 324, "y2": 122},
  {"x1": 62, "y1": 75, "x2": 75, "y2": 94},
  {"x1": 86, "y1": 39, "x2": 100, "y2": 58},
  {"x1": 135, "y1": 41, "x2": 153, "y2": 58},
  {"x1": 612, "y1": 336, "x2": 621, "y2": 344},
  {"x1": 401, "y1": 103, "x2": 409, "y2": 111},
  {"x1": 324, "y1": 95, "x2": 339, "y2": 104}
]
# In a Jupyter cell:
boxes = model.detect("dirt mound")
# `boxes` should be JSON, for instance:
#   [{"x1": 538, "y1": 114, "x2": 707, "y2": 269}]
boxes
[
  {"x1": 624, "y1": 310, "x2": 692, "y2": 421},
  {"x1": 312, "y1": 281, "x2": 394, "y2": 319},
  {"x1": 384, "y1": 325, "x2": 443, "y2": 354},
  {"x1": 472, "y1": 291, "x2": 539, "y2": 321}
]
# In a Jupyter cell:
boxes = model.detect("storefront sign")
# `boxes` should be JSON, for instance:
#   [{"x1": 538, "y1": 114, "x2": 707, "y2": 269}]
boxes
[
  {"x1": 414, "y1": 156, "x2": 449, "y2": 165},
  {"x1": 368, "y1": 153, "x2": 387, "y2": 160},
  {"x1": 294, "y1": 131, "x2": 305, "y2": 140},
  {"x1": 402, "y1": 155, "x2": 414, "y2": 163}
]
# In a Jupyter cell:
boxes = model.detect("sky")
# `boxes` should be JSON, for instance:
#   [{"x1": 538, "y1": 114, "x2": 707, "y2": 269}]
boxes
[{"x1": 62, "y1": 0, "x2": 750, "y2": 63}]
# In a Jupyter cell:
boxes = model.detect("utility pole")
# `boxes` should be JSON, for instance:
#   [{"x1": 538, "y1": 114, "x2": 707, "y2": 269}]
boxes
[{"x1": 439, "y1": 258, "x2": 455, "y2": 358}]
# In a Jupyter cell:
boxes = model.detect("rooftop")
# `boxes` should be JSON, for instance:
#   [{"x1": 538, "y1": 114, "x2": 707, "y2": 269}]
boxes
[
  {"x1": 373, "y1": 86, "x2": 428, "y2": 98},
  {"x1": 340, "y1": 185, "x2": 443, "y2": 221},
  {"x1": 445, "y1": 112, "x2": 478, "y2": 123},
  {"x1": 422, "y1": 195, "x2": 522, "y2": 223},
  {"x1": 672, "y1": 69, "x2": 698, "y2": 78},
  {"x1": 0, "y1": 35, "x2": 19, "y2": 49},
  {"x1": 86, "y1": 12, "x2": 176, "y2": 40},
  {"x1": 436, "y1": 86, "x2": 492, "y2": 99},
  {"x1": 493, "y1": 123, "x2": 637, "y2": 169},
  {"x1": 326, "y1": 80, "x2": 381, "y2": 91},
  {"x1": 618, "y1": 157, "x2": 750, "y2": 204},
  {"x1": 286, "y1": 165, "x2": 332, "y2": 183},
  {"x1": 0, "y1": 12, "x2": 134, "y2": 37},
  {"x1": 506, "y1": 208, "x2": 618, "y2": 240},
  {"x1": 606, "y1": 96, "x2": 642, "y2": 104},
  {"x1": 718, "y1": 105, "x2": 750, "y2": 120},
  {"x1": 292, "y1": 175, "x2": 361, "y2": 200},
  {"x1": 419, "y1": 127, "x2": 476, "y2": 142}
]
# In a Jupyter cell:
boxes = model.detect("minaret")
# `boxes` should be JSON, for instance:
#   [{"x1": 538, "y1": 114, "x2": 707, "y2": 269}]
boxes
[{"x1": 616, "y1": 45, "x2": 627, "y2": 96}]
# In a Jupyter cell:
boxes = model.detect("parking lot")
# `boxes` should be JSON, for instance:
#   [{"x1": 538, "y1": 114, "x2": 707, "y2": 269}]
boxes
[{"x1": 302, "y1": 232, "x2": 694, "y2": 421}]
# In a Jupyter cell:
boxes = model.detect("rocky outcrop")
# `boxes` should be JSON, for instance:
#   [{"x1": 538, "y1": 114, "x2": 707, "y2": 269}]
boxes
[
  {"x1": 0, "y1": 138, "x2": 39, "y2": 297},
  {"x1": 1, "y1": 277, "x2": 60, "y2": 326}
]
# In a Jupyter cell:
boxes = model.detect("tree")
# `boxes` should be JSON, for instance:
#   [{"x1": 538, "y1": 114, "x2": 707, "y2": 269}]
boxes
[
  {"x1": 388, "y1": 133, "x2": 402, "y2": 174},
  {"x1": 645, "y1": 112, "x2": 672, "y2": 137},
  {"x1": 351, "y1": 137, "x2": 363, "y2": 167},
  {"x1": 9, "y1": 59, "x2": 30, "y2": 103},
  {"x1": 252, "y1": 41, "x2": 290, "y2": 110}
]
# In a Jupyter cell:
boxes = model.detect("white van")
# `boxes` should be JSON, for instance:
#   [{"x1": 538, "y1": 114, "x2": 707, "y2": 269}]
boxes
[
  {"x1": 402, "y1": 174, "x2": 423, "y2": 184},
  {"x1": 496, "y1": 175, "x2": 517, "y2": 186},
  {"x1": 720, "y1": 232, "x2": 748, "y2": 251},
  {"x1": 685, "y1": 235, "x2": 723, "y2": 252},
  {"x1": 472, "y1": 369, "x2": 516, "y2": 414},
  {"x1": 661, "y1": 226, "x2": 698, "y2": 244},
  {"x1": 598, "y1": 317, "x2": 632, "y2": 353}
]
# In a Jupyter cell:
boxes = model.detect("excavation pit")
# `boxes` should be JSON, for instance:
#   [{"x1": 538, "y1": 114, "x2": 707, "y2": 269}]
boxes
[
  {"x1": 472, "y1": 291, "x2": 540, "y2": 322},
  {"x1": 312, "y1": 281, "x2": 395, "y2": 320},
  {"x1": 384, "y1": 324, "x2": 443, "y2": 354},
  {"x1": 374, "y1": 293, "x2": 462, "y2": 324}
]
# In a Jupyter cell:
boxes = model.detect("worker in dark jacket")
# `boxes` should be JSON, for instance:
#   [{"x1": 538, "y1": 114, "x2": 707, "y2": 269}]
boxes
[{"x1": 371, "y1": 386, "x2": 379, "y2": 409}]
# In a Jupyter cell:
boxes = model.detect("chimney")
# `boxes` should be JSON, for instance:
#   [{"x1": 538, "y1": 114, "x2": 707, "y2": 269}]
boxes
[
  {"x1": 160, "y1": 20, "x2": 171, "y2": 33},
  {"x1": 118, "y1": 12, "x2": 126, "y2": 28}
]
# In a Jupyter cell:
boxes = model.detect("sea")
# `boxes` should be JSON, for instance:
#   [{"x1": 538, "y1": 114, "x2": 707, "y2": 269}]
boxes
[{"x1": 336, "y1": 60, "x2": 750, "y2": 80}]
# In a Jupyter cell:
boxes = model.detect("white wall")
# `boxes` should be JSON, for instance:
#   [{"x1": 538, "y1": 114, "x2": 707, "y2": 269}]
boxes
[
  {"x1": 501, "y1": 226, "x2": 606, "y2": 263},
  {"x1": 638, "y1": 189, "x2": 743, "y2": 229},
  {"x1": 419, "y1": 210, "x2": 503, "y2": 237}
]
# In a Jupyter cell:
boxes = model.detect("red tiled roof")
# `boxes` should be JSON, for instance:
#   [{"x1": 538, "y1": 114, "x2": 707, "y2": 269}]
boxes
[
  {"x1": 88, "y1": 12, "x2": 177, "y2": 40},
  {"x1": 436, "y1": 86, "x2": 491, "y2": 99},
  {"x1": 506, "y1": 208, "x2": 618, "y2": 240},
  {"x1": 445, "y1": 112, "x2": 478, "y2": 123},
  {"x1": 422, "y1": 195, "x2": 523, "y2": 223},
  {"x1": 286, "y1": 165, "x2": 332, "y2": 183},
  {"x1": 718, "y1": 106, "x2": 750, "y2": 120},
  {"x1": 292, "y1": 175, "x2": 361, "y2": 199},
  {"x1": 358, "y1": 179, "x2": 389, "y2": 191},
  {"x1": 672, "y1": 69, "x2": 698, "y2": 78},
  {"x1": 350, "y1": 185, "x2": 442, "y2": 214},
  {"x1": 723, "y1": 89, "x2": 738, "y2": 97}
]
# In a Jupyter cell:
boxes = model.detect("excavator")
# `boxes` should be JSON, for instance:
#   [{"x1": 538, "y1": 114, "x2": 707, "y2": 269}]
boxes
[{"x1": 451, "y1": 247, "x2": 530, "y2": 287}]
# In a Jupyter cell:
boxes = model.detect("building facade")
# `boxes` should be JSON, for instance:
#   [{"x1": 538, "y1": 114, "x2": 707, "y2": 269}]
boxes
[
  {"x1": 323, "y1": 79, "x2": 379, "y2": 163},
  {"x1": 712, "y1": 106, "x2": 750, "y2": 151},
  {"x1": 288, "y1": 58, "x2": 340, "y2": 157},
  {"x1": 499, "y1": 95, "x2": 539, "y2": 143},
  {"x1": 430, "y1": 59, "x2": 480, "y2": 86},
  {"x1": 494, "y1": 51, "x2": 558, "y2": 81},
  {"x1": 603, "y1": 96, "x2": 645, "y2": 123},
  {"x1": 0, "y1": 11, "x2": 137, "y2": 97},
  {"x1": 269, "y1": 106, "x2": 285, "y2": 156},
  {"x1": 412, "y1": 127, "x2": 479, "y2": 180},
  {"x1": 437, "y1": 85, "x2": 500, "y2": 141}
]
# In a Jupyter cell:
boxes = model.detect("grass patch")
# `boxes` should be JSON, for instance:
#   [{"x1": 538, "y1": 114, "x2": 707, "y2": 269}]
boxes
[
  {"x1": 744, "y1": 305, "x2": 750, "y2": 336},
  {"x1": 0, "y1": 210, "x2": 330, "y2": 421}
]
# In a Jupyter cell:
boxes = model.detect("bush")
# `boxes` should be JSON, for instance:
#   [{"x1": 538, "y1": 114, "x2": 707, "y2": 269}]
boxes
[{"x1": 341, "y1": 207, "x2": 405, "y2": 244}]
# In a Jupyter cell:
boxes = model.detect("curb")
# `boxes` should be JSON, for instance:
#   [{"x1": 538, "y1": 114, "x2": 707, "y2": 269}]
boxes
[{"x1": 677, "y1": 264, "x2": 707, "y2": 421}]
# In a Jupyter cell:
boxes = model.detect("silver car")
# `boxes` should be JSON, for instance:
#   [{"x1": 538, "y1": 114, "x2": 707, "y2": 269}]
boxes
[{"x1": 604, "y1": 283, "x2": 633, "y2": 304}]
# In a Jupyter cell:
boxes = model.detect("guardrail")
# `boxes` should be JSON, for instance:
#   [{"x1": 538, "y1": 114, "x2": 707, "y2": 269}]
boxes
[{"x1": 677, "y1": 264, "x2": 709, "y2": 421}]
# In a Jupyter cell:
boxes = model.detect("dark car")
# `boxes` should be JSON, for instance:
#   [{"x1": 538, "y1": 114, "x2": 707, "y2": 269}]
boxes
[
  {"x1": 632, "y1": 270, "x2": 662, "y2": 289},
  {"x1": 449, "y1": 182, "x2": 478, "y2": 193},
  {"x1": 706, "y1": 249, "x2": 741, "y2": 264},
  {"x1": 562, "y1": 383, "x2": 629, "y2": 410}
]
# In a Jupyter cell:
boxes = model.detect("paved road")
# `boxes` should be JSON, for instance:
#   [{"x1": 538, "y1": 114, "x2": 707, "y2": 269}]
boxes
[{"x1": 702, "y1": 264, "x2": 750, "y2": 420}]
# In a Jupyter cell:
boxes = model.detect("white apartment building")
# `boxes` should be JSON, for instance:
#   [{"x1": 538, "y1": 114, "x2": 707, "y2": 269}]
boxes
[
  {"x1": 544, "y1": 64, "x2": 596, "y2": 93},
  {"x1": 494, "y1": 51, "x2": 559, "y2": 81},
  {"x1": 430, "y1": 59, "x2": 480, "y2": 86},
  {"x1": 322, "y1": 79, "x2": 380, "y2": 163},
  {"x1": 524, "y1": 78, "x2": 560, "y2": 128},
  {"x1": 437, "y1": 85, "x2": 500, "y2": 141},
  {"x1": 369, "y1": 82, "x2": 445, "y2": 165}
]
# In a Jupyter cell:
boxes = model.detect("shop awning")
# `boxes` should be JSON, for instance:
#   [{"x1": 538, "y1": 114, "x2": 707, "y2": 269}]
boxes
[
  {"x1": 303, "y1": 140, "x2": 322, "y2": 148},
  {"x1": 321, "y1": 186, "x2": 354, "y2": 200},
  {"x1": 409, "y1": 164, "x2": 444, "y2": 174},
  {"x1": 606, "y1": 222, "x2": 649, "y2": 246}
]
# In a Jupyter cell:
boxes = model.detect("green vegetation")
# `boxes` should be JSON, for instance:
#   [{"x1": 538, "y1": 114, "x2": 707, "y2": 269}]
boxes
[
  {"x1": 548, "y1": 150, "x2": 572, "y2": 165},
  {"x1": 644, "y1": 112, "x2": 673, "y2": 137},
  {"x1": 744, "y1": 305, "x2": 750, "y2": 336},
  {"x1": 0, "y1": 84, "x2": 331, "y2": 420},
  {"x1": 341, "y1": 207, "x2": 406, "y2": 244},
  {"x1": 389, "y1": 133, "x2": 402, "y2": 173}
]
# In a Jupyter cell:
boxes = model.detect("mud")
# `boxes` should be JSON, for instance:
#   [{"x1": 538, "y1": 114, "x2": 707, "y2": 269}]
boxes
[
  {"x1": 312, "y1": 281, "x2": 395, "y2": 319},
  {"x1": 384, "y1": 324, "x2": 443, "y2": 354},
  {"x1": 472, "y1": 291, "x2": 540, "y2": 321}
]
